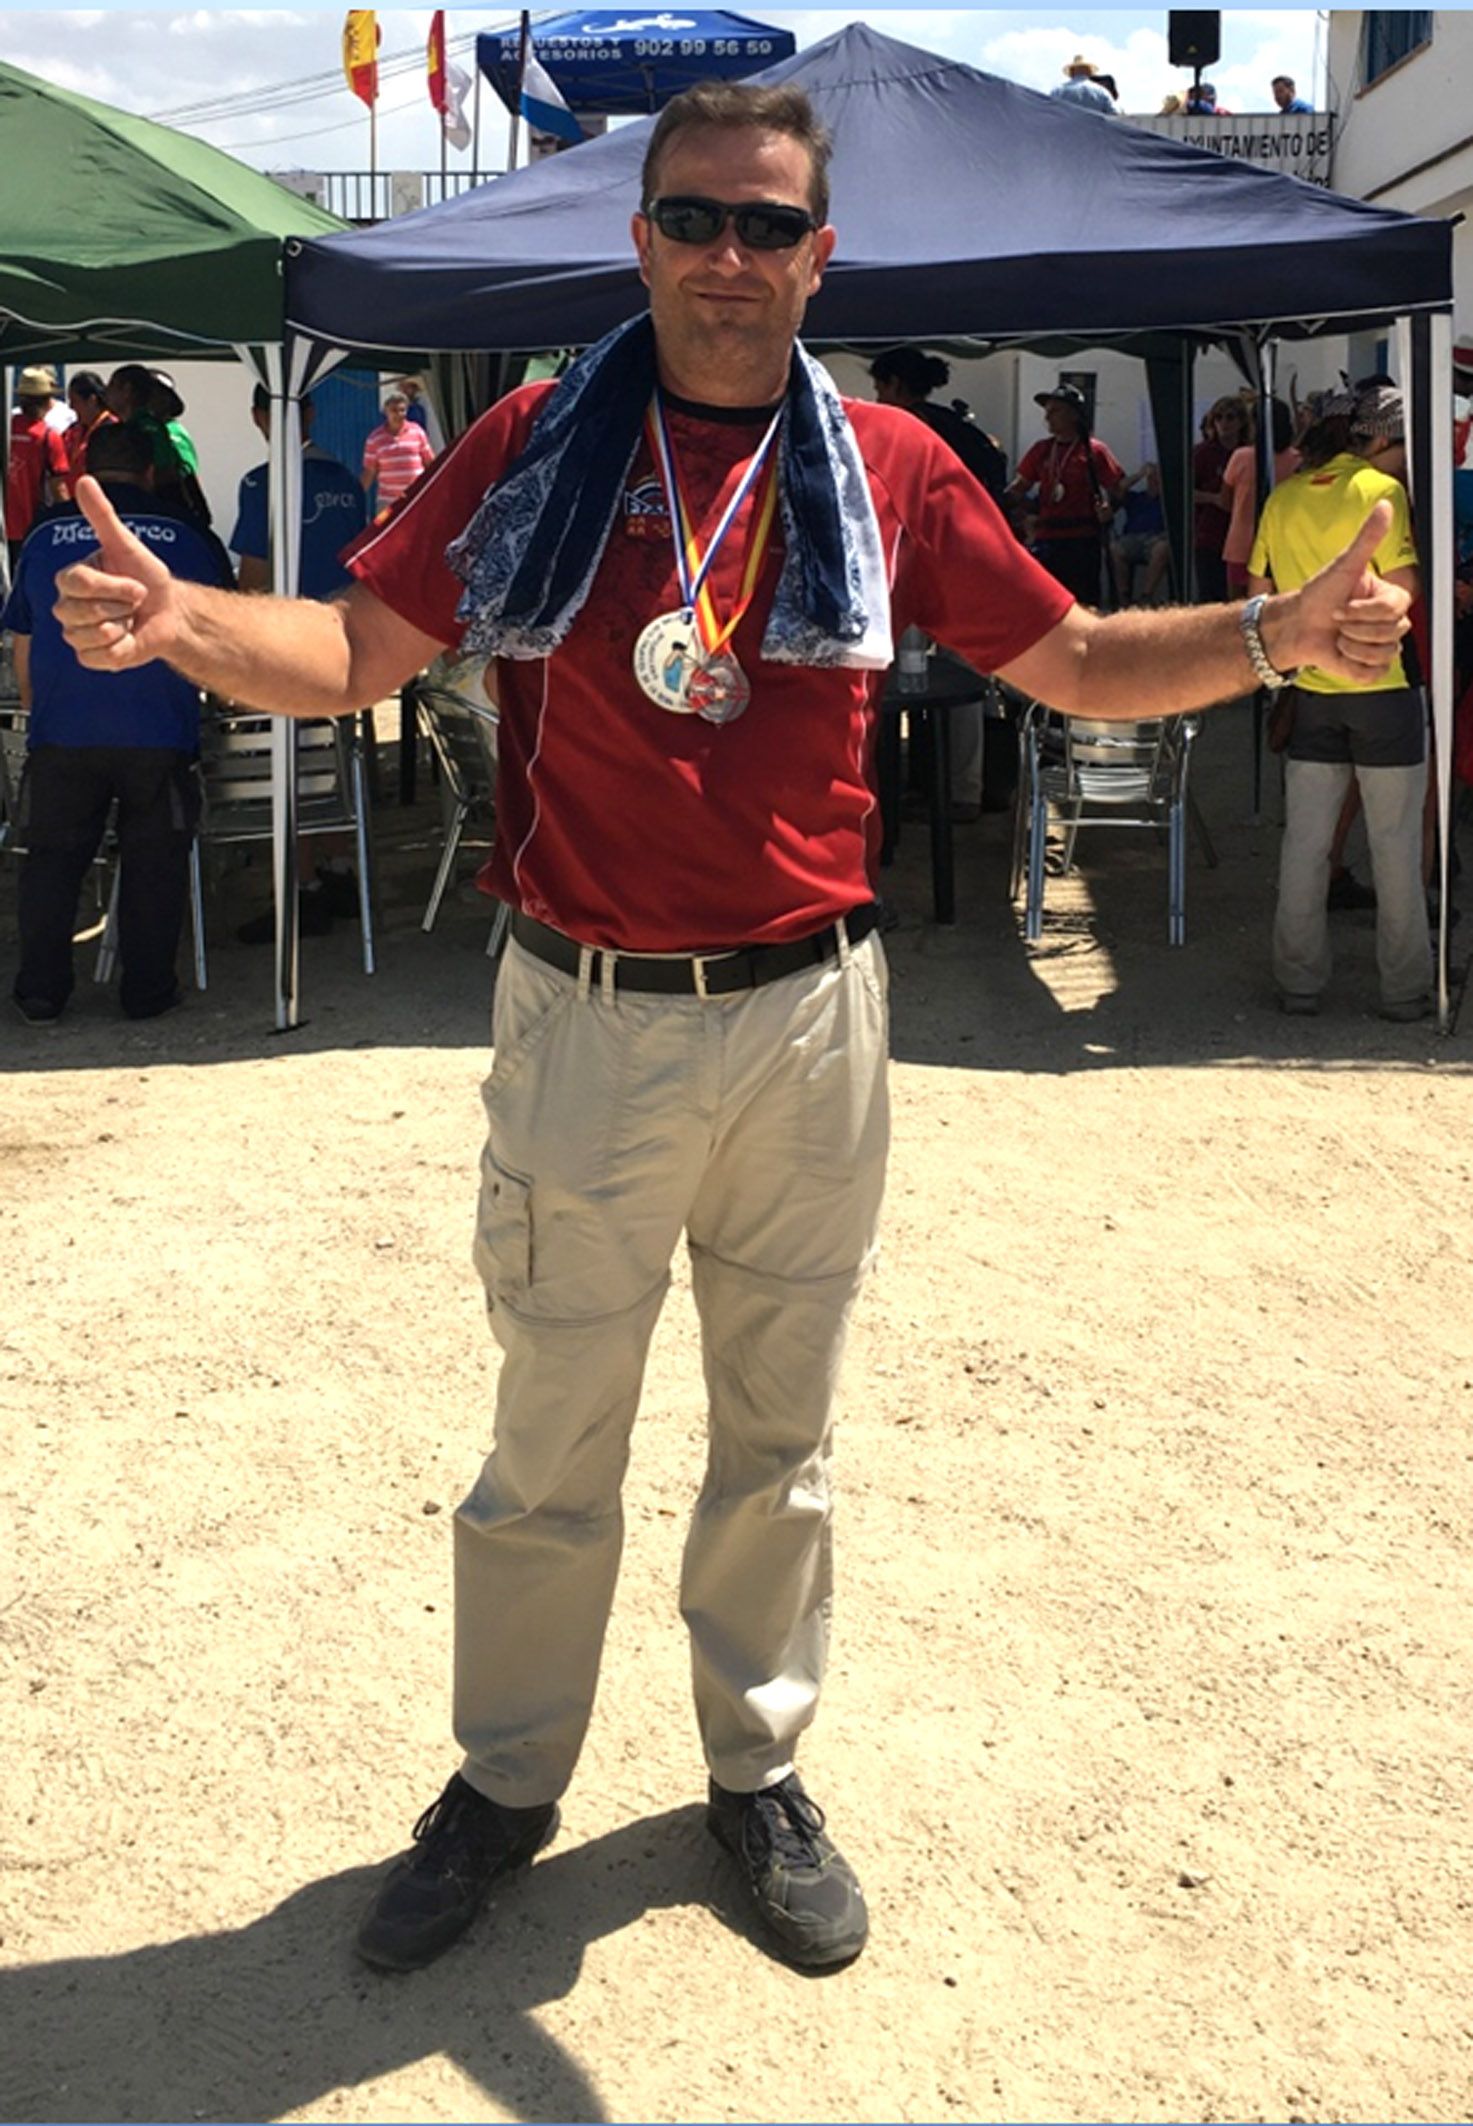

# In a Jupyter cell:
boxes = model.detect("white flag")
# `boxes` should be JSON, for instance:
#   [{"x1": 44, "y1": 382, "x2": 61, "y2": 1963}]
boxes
[{"x1": 440, "y1": 56, "x2": 472, "y2": 151}]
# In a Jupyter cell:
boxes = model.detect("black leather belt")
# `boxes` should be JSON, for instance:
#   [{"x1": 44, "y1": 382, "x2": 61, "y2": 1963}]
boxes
[{"x1": 510, "y1": 903, "x2": 882, "y2": 997}]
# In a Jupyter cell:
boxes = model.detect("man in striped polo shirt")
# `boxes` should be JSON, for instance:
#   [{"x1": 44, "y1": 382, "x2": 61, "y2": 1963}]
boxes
[{"x1": 361, "y1": 390, "x2": 437, "y2": 517}]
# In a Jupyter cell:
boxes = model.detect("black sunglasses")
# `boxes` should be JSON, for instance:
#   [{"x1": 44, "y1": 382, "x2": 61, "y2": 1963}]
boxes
[{"x1": 645, "y1": 195, "x2": 819, "y2": 251}]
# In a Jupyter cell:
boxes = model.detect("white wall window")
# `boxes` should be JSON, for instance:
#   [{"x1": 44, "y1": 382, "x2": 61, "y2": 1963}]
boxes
[{"x1": 1360, "y1": 10, "x2": 1432, "y2": 86}]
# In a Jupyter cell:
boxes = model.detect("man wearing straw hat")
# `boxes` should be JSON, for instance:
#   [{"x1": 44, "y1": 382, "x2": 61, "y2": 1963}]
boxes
[
  {"x1": 1050, "y1": 54, "x2": 1117, "y2": 113},
  {"x1": 6, "y1": 365, "x2": 73, "y2": 572}
]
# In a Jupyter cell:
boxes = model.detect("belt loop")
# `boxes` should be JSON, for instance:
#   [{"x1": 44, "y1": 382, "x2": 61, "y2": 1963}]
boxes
[
  {"x1": 576, "y1": 945, "x2": 594, "y2": 1001},
  {"x1": 600, "y1": 948, "x2": 618, "y2": 1006},
  {"x1": 835, "y1": 913, "x2": 853, "y2": 968},
  {"x1": 692, "y1": 954, "x2": 709, "y2": 1001}
]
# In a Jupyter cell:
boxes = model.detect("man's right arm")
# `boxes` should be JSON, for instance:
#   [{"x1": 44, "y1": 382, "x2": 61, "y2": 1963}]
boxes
[{"x1": 54, "y1": 475, "x2": 444, "y2": 718}]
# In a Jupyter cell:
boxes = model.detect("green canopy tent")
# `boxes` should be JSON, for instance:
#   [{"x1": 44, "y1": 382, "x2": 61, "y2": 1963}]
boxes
[{"x1": 0, "y1": 58, "x2": 351, "y2": 1028}]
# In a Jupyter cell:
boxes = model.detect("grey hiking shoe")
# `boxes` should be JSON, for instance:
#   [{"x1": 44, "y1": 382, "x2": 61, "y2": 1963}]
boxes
[
  {"x1": 356, "y1": 1772, "x2": 557, "y2": 1972},
  {"x1": 707, "y1": 1771, "x2": 868, "y2": 1969}
]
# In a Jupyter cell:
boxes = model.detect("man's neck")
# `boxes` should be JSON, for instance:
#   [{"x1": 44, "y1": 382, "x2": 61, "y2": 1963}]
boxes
[{"x1": 655, "y1": 348, "x2": 792, "y2": 413}]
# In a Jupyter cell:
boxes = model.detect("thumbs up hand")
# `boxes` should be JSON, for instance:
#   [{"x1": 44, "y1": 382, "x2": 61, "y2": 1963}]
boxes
[
  {"x1": 52, "y1": 475, "x2": 185, "y2": 672},
  {"x1": 1271, "y1": 499, "x2": 1413, "y2": 684}
]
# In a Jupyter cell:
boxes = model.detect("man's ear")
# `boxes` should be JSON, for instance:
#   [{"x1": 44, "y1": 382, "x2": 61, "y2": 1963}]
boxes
[{"x1": 631, "y1": 209, "x2": 653, "y2": 290}]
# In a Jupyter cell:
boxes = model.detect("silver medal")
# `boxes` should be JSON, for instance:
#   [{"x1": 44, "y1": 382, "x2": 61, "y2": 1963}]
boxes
[
  {"x1": 688, "y1": 652, "x2": 751, "y2": 726},
  {"x1": 633, "y1": 608, "x2": 702, "y2": 713},
  {"x1": 1052, "y1": 481, "x2": 1065, "y2": 503}
]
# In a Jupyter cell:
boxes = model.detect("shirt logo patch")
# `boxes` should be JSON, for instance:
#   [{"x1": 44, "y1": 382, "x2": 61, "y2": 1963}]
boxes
[{"x1": 623, "y1": 475, "x2": 670, "y2": 539}]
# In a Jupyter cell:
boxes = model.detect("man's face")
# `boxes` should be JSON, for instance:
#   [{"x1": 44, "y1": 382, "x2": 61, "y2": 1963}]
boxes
[
  {"x1": 631, "y1": 124, "x2": 835, "y2": 400},
  {"x1": 383, "y1": 397, "x2": 408, "y2": 431},
  {"x1": 1042, "y1": 399, "x2": 1079, "y2": 439},
  {"x1": 1272, "y1": 79, "x2": 1292, "y2": 110}
]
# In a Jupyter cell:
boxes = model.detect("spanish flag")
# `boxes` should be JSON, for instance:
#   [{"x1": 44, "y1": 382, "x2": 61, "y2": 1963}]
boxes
[{"x1": 343, "y1": 10, "x2": 379, "y2": 108}]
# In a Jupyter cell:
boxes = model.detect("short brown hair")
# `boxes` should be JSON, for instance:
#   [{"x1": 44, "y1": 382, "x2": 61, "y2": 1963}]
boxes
[{"x1": 640, "y1": 82, "x2": 832, "y2": 222}]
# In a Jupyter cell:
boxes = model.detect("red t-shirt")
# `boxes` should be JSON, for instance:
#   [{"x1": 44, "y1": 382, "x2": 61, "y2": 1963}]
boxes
[
  {"x1": 1193, "y1": 437, "x2": 1230, "y2": 554},
  {"x1": 1016, "y1": 434, "x2": 1125, "y2": 541},
  {"x1": 5, "y1": 412, "x2": 70, "y2": 542},
  {"x1": 349, "y1": 385, "x2": 1071, "y2": 952}
]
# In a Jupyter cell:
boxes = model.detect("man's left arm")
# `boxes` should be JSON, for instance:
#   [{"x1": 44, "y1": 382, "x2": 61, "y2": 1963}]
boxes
[{"x1": 998, "y1": 501, "x2": 1411, "y2": 719}]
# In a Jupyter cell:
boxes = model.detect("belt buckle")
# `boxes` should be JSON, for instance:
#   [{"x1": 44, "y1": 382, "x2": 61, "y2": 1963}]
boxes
[{"x1": 691, "y1": 954, "x2": 711, "y2": 1000}]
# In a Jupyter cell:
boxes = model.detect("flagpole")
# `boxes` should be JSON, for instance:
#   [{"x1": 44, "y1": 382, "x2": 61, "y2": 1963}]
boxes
[
  {"x1": 471, "y1": 44, "x2": 482, "y2": 183},
  {"x1": 508, "y1": 7, "x2": 529, "y2": 173},
  {"x1": 370, "y1": 96, "x2": 378, "y2": 216}
]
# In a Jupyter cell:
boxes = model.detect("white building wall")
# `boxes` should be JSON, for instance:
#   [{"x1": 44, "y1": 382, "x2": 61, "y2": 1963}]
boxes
[{"x1": 1327, "y1": 10, "x2": 1471, "y2": 343}]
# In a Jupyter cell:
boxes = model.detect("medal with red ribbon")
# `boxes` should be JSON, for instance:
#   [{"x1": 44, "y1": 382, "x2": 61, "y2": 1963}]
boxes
[{"x1": 631, "y1": 392, "x2": 783, "y2": 726}]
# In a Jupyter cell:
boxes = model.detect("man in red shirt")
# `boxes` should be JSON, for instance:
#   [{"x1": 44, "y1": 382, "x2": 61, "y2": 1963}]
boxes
[
  {"x1": 6, "y1": 364, "x2": 72, "y2": 572},
  {"x1": 1007, "y1": 381, "x2": 1125, "y2": 606},
  {"x1": 55, "y1": 82, "x2": 1412, "y2": 1982},
  {"x1": 361, "y1": 389, "x2": 437, "y2": 514}
]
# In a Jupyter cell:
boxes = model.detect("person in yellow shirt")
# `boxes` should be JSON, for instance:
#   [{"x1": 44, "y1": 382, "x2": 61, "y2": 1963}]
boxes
[{"x1": 1248, "y1": 386, "x2": 1431, "y2": 1020}]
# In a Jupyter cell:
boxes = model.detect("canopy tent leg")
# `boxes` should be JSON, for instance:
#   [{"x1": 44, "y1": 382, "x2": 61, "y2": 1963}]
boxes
[
  {"x1": 1145, "y1": 342, "x2": 1193, "y2": 606},
  {"x1": 233, "y1": 336, "x2": 356, "y2": 1033},
  {"x1": 1236, "y1": 333, "x2": 1270, "y2": 823},
  {"x1": 1401, "y1": 309, "x2": 1457, "y2": 1030}
]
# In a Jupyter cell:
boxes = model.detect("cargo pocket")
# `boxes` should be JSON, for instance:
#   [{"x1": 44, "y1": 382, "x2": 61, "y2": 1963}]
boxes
[{"x1": 473, "y1": 1151, "x2": 534, "y2": 1309}]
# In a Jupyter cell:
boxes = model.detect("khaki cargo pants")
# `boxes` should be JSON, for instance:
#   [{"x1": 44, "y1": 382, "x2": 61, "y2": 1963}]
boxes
[{"x1": 456, "y1": 927, "x2": 890, "y2": 1806}]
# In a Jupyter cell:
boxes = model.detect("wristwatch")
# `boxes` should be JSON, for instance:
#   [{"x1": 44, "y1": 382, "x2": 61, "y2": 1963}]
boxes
[{"x1": 1239, "y1": 594, "x2": 1295, "y2": 692}]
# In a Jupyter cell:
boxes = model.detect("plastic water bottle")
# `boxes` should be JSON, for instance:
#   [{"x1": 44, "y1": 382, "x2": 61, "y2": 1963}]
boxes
[{"x1": 897, "y1": 625, "x2": 931, "y2": 696}]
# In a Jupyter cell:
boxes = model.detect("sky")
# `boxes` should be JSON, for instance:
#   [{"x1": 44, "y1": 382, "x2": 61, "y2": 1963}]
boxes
[{"x1": 0, "y1": 8, "x2": 1328, "y2": 176}]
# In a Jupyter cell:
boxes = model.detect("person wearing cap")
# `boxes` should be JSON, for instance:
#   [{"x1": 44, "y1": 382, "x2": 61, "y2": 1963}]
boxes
[
  {"x1": 1248, "y1": 385, "x2": 1432, "y2": 1021},
  {"x1": 63, "y1": 372, "x2": 119, "y2": 485},
  {"x1": 6, "y1": 366, "x2": 73, "y2": 571},
  {"x1": 1005, "y1": 383, "x2": 1126, "y2": 606},
  {"x1": 362, "y1": 390, "x2": 437, "y2": 516},
  {"x1": 1185, "y1": 82, "x2": 1230, "y2": 115},
  {"x1": 1050, "y1": 55, "x2": 1118, "y2": 114}
]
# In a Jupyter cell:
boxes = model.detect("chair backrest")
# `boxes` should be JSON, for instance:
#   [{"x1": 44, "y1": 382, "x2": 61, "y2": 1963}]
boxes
[
  {"x1": 1063, "y1": 718, "x2": 1166, "y2": 772},
  {"x1": 416, "y1": 686, "x2": 498, "y2": 812},
  {"x1": 200, "y1": 713, "x2": 357, "y2": 845},
  {"x1": 0, "y1": 714, "x2": 27, "y2": 851}
]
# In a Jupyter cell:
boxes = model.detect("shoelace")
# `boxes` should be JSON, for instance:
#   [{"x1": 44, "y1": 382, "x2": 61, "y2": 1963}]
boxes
[
  {"x1": 743, "y1": 1779, "x2": 827, "y2": 1871},
  {"x1": 411, "y1": 1779, "x2": 496, "y2": 1866}
]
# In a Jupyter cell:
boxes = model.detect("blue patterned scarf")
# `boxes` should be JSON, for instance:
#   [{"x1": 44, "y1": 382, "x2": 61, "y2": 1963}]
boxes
[{"x1": 445, "y1": 313, "x2": 892, "y2": 670}]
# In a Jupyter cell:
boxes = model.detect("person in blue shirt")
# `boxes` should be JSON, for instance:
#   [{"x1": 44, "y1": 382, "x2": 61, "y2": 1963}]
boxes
[
  {"x1": 1271, "y1": 75, "x2": 1313, "y2": 114},
  {"x1": 229, "y1": 386, "x2": 368, "y2": 603},
  {"x1": 4, "y1": 421, "x2": 232, "y2": 1023},
  {"x1": 1049, "y1": 54, "x2": 1118, "y2": 113},
  {"x1": 228, "y1": 386, "x2": 369, "y2": 939}
]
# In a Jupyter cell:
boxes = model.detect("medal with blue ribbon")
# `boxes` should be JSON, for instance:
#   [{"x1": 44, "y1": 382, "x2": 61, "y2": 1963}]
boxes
[{"x1": 632, "y1": 391, "x2": 783, "y2": 725}]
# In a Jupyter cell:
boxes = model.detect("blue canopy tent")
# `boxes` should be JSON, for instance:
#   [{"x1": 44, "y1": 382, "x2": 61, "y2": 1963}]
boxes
[
  {"x1": 476, "y1": 10, "x2": 795, "y2": 117},
  {"x1": 283, "y1": 22, "x2": 1459, "y2": 1018}
]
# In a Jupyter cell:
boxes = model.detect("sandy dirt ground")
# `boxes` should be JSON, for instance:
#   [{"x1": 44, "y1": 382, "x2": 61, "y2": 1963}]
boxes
[{"x1": 2, "y1": 705, "x2": 1472, "y2": 2126}]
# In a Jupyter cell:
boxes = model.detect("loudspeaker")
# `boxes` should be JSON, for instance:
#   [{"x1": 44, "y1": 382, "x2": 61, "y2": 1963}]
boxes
[{"x1": 1168, "y1": 10, "x2": 1220, "y2": 67}]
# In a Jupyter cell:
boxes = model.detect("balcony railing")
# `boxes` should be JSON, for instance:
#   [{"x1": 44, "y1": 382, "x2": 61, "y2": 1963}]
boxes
[{"x1": 273, "y1": 168, "x2": 498, "y2": 224}]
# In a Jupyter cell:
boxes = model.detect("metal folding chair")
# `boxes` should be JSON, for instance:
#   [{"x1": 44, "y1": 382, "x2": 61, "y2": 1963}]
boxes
[
  {"x1": 198, "y1": 711, "x2": 377, "y2": 971},
  {"x1": 1012, "y1": 704, "x2": 1208, "y2": 946},
  {"x1": 415, "y1": 674, "x2": 499, "y2": 932}
]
